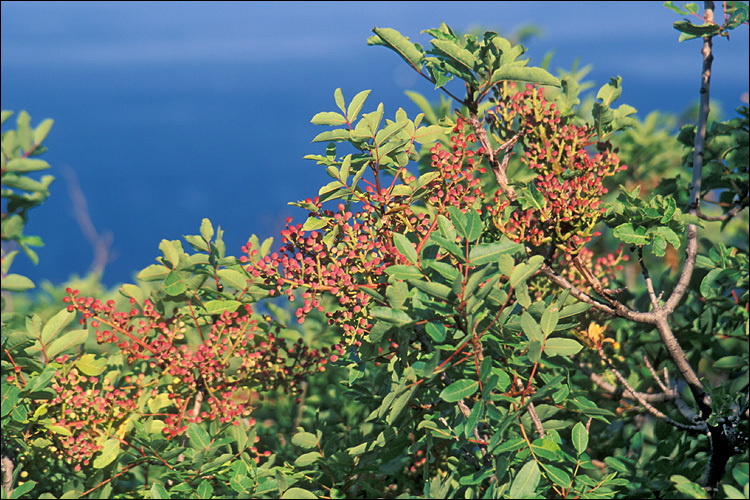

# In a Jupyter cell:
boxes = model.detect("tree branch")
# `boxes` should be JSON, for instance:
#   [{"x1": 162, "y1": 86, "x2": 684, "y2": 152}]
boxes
[
  {"x1": 467, "y1": 110, "x2": 518, "y2": 202},
  {"x1": 595, "y1": 345, "x2": 706, "y2": 433}
]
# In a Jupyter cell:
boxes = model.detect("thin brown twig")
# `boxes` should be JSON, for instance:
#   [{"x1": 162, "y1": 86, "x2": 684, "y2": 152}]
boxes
[{"x1": 61, "y1": 165, "x2": 114, "y2": 275}]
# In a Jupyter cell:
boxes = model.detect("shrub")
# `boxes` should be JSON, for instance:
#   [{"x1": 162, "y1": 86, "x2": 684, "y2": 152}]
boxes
[{"x1": 2, "y1": 3, "x2": 748, "y2": 499}]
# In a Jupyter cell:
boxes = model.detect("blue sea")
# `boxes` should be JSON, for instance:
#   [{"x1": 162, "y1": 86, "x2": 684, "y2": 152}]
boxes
[{"x1": 2, "y1": 1, "x2": 748, "y2": 288}]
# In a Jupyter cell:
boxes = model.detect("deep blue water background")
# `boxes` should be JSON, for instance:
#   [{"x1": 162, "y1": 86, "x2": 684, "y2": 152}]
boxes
[{"x1": 2, "y1": 1, "x2": 748, "y2": 287}]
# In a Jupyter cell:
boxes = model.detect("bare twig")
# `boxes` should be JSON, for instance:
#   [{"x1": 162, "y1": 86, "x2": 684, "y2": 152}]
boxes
[
  {"x1": 515, "y1": 378, "x2": 544, "y2": 437},
  {"x1": 595, "y1": 345, "x2": 706, "y2": 433},
  {"x1": 577, "y1": 361, "x2": 677, "y2": 404},
  {"x1": 62, "y1": 165, "x2": 114, "y2": 276},
  {"x1": 642, "y1": 353, "x2": 669, "y2": 393},
  {"x1": 697, "y1": 194, "x2": 749, "y2": 221},
  {"x1": 467, "y1": 110, "x2": 519, "y2": 202},
  {"x1": 637, "y1": 247, "x2": 661, "y2": 310}
]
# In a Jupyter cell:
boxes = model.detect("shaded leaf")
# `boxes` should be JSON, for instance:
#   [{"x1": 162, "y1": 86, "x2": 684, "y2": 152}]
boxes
[
  {"x1": 46, "y1": 329, "x2": 88, "y2": 361},
  {"x1": 510, "y1": 255, "x2": 544, "y2": 288},
  {"x1": 509, "y1": 461, "x2": 541, "y2": 499},
  {"x1": 93, "y1": 439, "x2": 121, "y2": 469},
  {"x1": 543, "y1": 338, "x2": 583, "y2": 357},
  {"x1": 188, "y1": 423, "x2": 211, "y2": 449},
  {"x1": 440, "y1": 379, "x2": 479, "y2": 403},
  {"x1": 572, "y1": 422, "x2": 589, "y2": 454},
  {"x1": 292, "y1": 432, "x2": 319, "y2": 449}
]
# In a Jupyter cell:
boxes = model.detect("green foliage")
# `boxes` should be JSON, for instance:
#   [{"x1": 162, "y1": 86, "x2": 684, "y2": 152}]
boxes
[
  {"x1": 1, "y1": 111, "x2": 54, "y2": 297},
  {"x1": 1, "y1": 5, "x2": 748, "y2": 499}
]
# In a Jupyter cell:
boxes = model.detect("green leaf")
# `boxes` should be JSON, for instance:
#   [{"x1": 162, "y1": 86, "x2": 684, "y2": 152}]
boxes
[
  {"x1": 217, "y1": 269, "x2": 250, "y2": 291},
  {"x1": 426, "y1": 323, "x2": 446, "y2": 342},
  {"x1": 369, "y1": 27, "x2": 425, "y2": 70},
  {"x1": 414, "y1": 124, "x2": 447, "y2": 144},
  {"x1": 664, "y1": 1, "x2": 691, "y2": 15},
  {"x1": 408, "y1": 279, "x2": 453, "y2": 301},
  {"x1": 370, "y1": 307, "x2": 412, "y2": 325},
  {"x1": 9, "y1": 480, "x2": 36, "y2": 499},
  {"x1": 292, "y1": 432, "x2": 319, "y2": 449},
  {"x1": 722, "y1": 484, "x2": 745, "y2": 499},
  {"x1": 388, "y1": 386, "x2": 417, "y2": 425},
  {"x1": 596, "y1": 76, "x2": 623, "y2": 105},
  {"x1": 196, "y1": 481, "x2": 214, "y2": 499},
  {"x1": 334, "y1": 87, "x2": 346, "y2": 113},
  {"x1": 0, "y1": 274, "x2": 35, "y2": 292},
  {"x1": 539, "y1": 305, "x2": 559, "y2": 337},
  {"x1": 440, "y1": 379, "x2": 479, "y2": 403},
  {"x1": 294, "y1": 452, "x2": 320, "y2": 467},
  {"x1": 559, "y1": 301, "x2": 591, "y2": 319},
  {"x1": 448, "y1": 206, "x2": 483, "y2": 241},
  {"x1": 47, "y1": 424, "x2": 72, "y2": 436},
  {"x1": 386, "y1": 265, "x2": 424, "y2": 281},
  {"x1": 24, "y1": 367, "x2": 56, "y2": 394},
  {"x1": 203, "y1": 300, "x2": 241, "y2": 316},
  {"x1": 150, "y1": 482, "x2": 171, "y2": 500},
  {"x1": 199, "y1": 218, "x2": 214, "y2": 242},
  {"x1": 543, "y1": 338, "x2": 583, "y2": 357},
  {"x1": 136, "y1": 264, "x2": 170, "y2": 282},
  {"x1": 33, "y1": 120, "x2": 54, "y2": 145},
  {"x1": 429, "y1": 234, "x2": 464, "y2": 261},
  {"x1": 521, "y1": 312, "x2": 544, "y2": 342},
  {"x1": 490, "y1": 66, "x2": 560, "y2": 88},
  {"x1": 544, "y1": 464, "x2": 571, "y2": 487},
  {"x1": 45, "y1": 329, "x2": 88, "y2": 361},
  {"x1": 571, "y1": 422, "x2": 589, "y2": 454},
  {"x1": 713, "y1": 356, "x2": 747, "y2": 369},
  {"x1": 1, "y1": 173, "x2": 50, "y2": 192},
  {"x1": 528, "y1": 340, "x2": 542, "y2": 363},
  {"x1": 430, "y1": 39, "x2": 479, "y2": 74},
  {"x1": 159, "y1": 239, "x2": 182, "y2": 269},
  {"x1": 522, "y1": 183, "x2": 547, "y2": 212},
  {"x1": 41, "y1": 308, "x2": 76, "y2": 345},
  {"x1": 119, "y1": 283, "x2": 145, "y2": 306},
  {"x1": 282, "y1": 487, "x2": 318, "y2": 499},
  {"x1": 613, "y1": 223, "x2": 649, "y2": 245},
  {"x1": 604, "y1": 456, "x2": 630, "y2": 473},
  {"x1": 671, "y1": 475, "x2": 709, "y2": 498},
  {"x1": 162, "y1": 270, "x2": 188, "y2": 296},
  {"x1": 490, "y1": 437, "x2": 525, "y2": 454},
  {"x1": 5, "y1": 158, "x2": 50, "y2": 173},
  {"x1": 312, "y1": 129, "x2": 351, "y2": 143},
  {"x1": 673, "y1": 20, "x2": 722, "y2": 42},
  {"x1": 1, "y1": 386, "x2": 20, "y2": 418},
  {"x1": 393, "y1": 233, "x2": 419, "y2": 265},
  {"x1": 510, "y1": 255, "x2": 544, "y2": 288},
  {"x1": 469, "y1": 240, "x2": 519, "y2": 266},
  {"x1": 375, "y1": 120, "x2": 408, "y2": 146},
  {"x1": 188, "y1": 423, "x2": 211, "y2": 449},
  {"x1": 655, "y1": 226, "x2": 680, "y2": 249},
  {"x1": 76, "y1": 354, "x2": 108, "y2": 376},
  {"x1": 93, "y1": 438, "x2": 121, "y2": 469},
  {"x1": 510, "y1": 460, "x2": 541, "y2": 499},
  {"x1": 311, "y1": 111, "x2": 347, "y2": 126},
  {"x1": 347, "y1": 90, "x2": 371, "y2": 123}
]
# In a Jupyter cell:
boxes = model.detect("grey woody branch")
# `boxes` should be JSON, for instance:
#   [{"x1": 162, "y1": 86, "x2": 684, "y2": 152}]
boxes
[
  {"x1": 595, "y1": 345, "x2": 706, "y2": 433},
  {"x1": 468, "y1": 110, "x2": 518, "y2": 202}
]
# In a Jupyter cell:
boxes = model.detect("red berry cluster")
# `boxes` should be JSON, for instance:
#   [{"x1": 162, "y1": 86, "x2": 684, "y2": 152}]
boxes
[
  {"x1": 242, "y1": 118, "x2": 491, "y2": 337},
  {"x1": 59, "y1": 288, "x2": 333, "y2": 448},
  {"x1": 493, "y1": 84, "x2": 627, "y2": 254},
  {"x1": 47, "y1": 362, "x2": 145, "y2": 470},
  {"x1": 424, "y1": 119, "x2": 485, "y2": 213}
]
